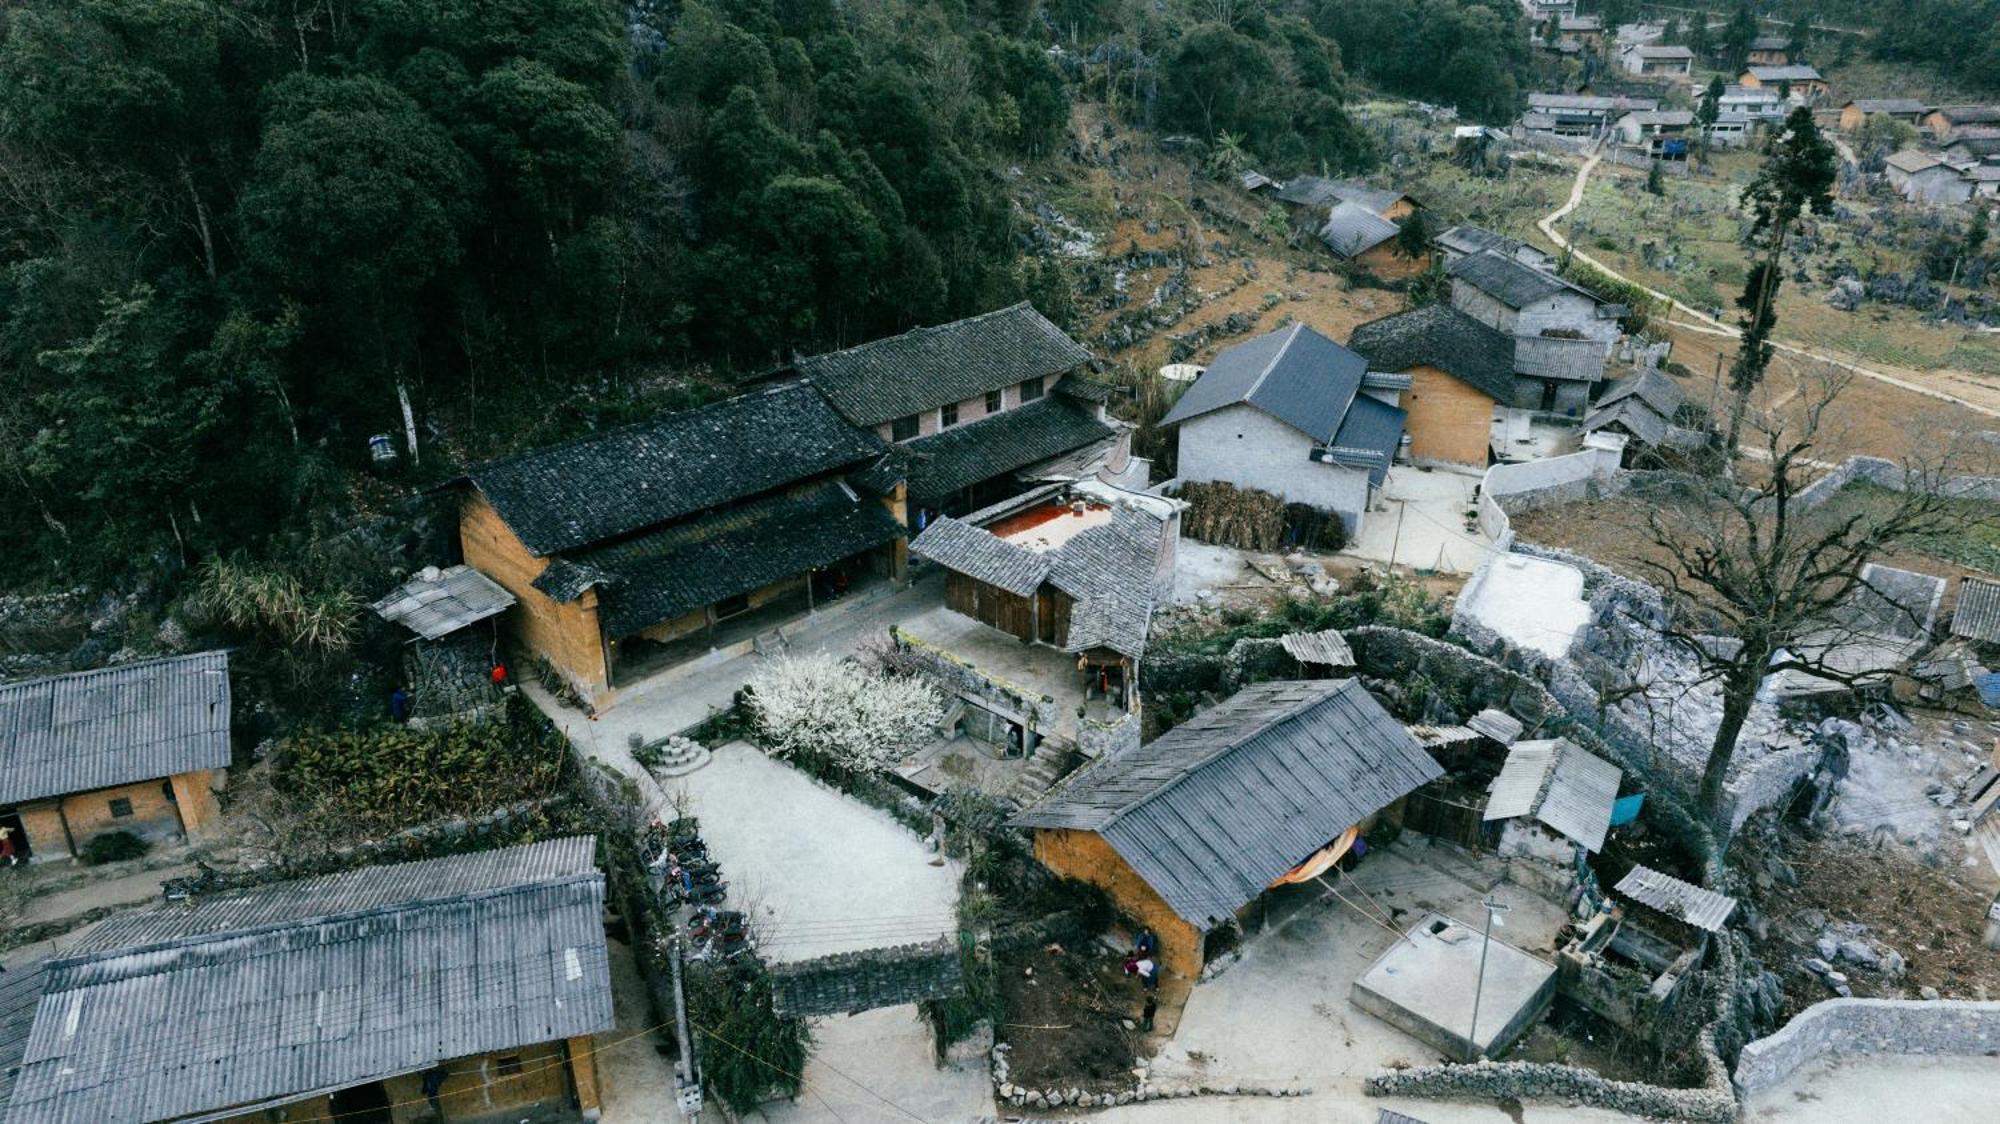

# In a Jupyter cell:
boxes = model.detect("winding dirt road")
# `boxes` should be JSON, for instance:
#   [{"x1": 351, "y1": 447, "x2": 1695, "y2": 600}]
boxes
[{"x1": 1536, "y1": 151, "x2": 2000, "y2": 421}]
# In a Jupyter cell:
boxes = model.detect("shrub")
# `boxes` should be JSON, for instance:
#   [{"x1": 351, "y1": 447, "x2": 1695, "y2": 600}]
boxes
[
  {"x1": 83, "y1": 831, "x2": 149, "y2": 865},
  {"x1": 744, "y1": 654, "x2": 944, "y2": 779}
]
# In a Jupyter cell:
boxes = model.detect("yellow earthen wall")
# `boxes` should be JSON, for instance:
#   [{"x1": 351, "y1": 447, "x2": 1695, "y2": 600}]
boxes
[
  {"x1": 459, "y1": 490, "x2": 609, "y2": 694},
  {"x1": 382, "y1": 1040, "x2": 573, "y2": 1123},
  {"x1": 1401, "y1": 363, "x2": 1497, "y2": 466},
  {"x1": 1357, "y1": 241, "x2": 1426, "y2": 279},
  {"x1": 1032, "y1": 828, "x2": 1204, "y2": 980}
]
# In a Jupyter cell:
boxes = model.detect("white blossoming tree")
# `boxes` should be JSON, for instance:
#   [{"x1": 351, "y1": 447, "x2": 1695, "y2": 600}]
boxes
[{"x1": 745, "y1": 653, "x2": 945, "y2": 776}]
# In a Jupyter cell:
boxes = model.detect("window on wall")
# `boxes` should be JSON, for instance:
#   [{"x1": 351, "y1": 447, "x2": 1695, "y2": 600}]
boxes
[
  {"x1": 1021, "y1": 377, "x2": 1045, "y2": 402},
  {"x1": 941, "y1": 402, "x2": 959, "y2": 428},
  {"x1": 496, "y1": 1055, "x2": 525, "y2": 1077},
  {"x1": 985, "y1": 389, "x2": 1004, "y2": 413},
  {"x1": 108, "y1": 797, "x2": 134, "y2": 818},
  {"x1": 715, "y1": 593, "x2": 752, "y2": 620},
  {"x1": 891, "y1": 415, "x2": 919, "y2": 441}
]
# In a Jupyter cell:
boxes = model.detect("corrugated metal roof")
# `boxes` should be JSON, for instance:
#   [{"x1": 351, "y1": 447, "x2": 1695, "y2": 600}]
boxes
[
  {"x1": 1158, "y1": 323, "x2": 1367, "y2": 442},
  {"x1": 371, "y1": 565, "x2": 516, "y2": 640},
  {"x1": 0, "y1": 652, "x2": 231, "y2": 806},
  {"x1": 1950, "y1": 577, "x2": 2000, "y2": 644},
  {"x1": 1278, "y1": 629, "x2": 1354, "y2": 668},
  {"x1": 1327, "y1": 395, "x2": 1407, "y2": 488},
  {"x1": 0, "y1": 957, "x2": 50, "y2": 1120},
  {"x1": 1468, "y1": 708, "x2": 1523, "y2": 745},
  {"x1": 1320, "y1": 202, "x2": 1400, "y2": 259},
  {"x1": 1014, "y1": 680, "x2": 1442, "y2": 926},
  {"x1": 8, "y1": 838, "x2": 610, "y2": 1124},
  {"x1": 1614, "y1": 865, "x2": 1738, "y2": 933},
  {"x1": 1484, "y1": 738, "x2": 1621, "y2": 852}
]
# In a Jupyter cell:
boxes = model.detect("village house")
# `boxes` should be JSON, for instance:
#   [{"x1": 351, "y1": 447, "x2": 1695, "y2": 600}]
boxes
[
  {"x1": 1580, "y1": 366, "x2": 1693, "y2": 458},
  {"x1": 1922, "y1": 104, "x2": 2000, "y2": 139},
  {"x1": 1521, "y1": 93, "x2": 1659, "y2": 141},
  {"x1": 1618, "y1": 43, "x2": 1694, "y2": 81},
  {"x1": 1160, "y1": 323, "x2": 1407, "y2": 536},
  {"x1": 1738, "y1": 64, "x2": 1828, "y2": 104},
  {"x1": 1839, "y1": 98, "x2": 1934, "y2": 131},
  {"x1": 1483, "y1": 737, "x2": 1623, "y2": 895},
  {"x1": 1012, "y1": 679, "x2": 1442, "y2": 981},
  {"x1": 372, "y1": 564, "x2": 518, "y2": 726},
  {"x1": 1745, "y1": 35, "x2": 1795, "y2": 66},
  {"x1": 908, "y1": 482, "x2": 1176, "y2": 736},
  {"x1": 1943, "y1": 128, "x2": 2000, "y2": 164},
  {"x1": 796, "y1": 303, "x2": 1127, "y2": 519},
  {"x1": 1446, "y1": 248, "x2": 1619, "y2": 415},
  {"x1": 1556, "y1": 13, "x2": 1604, "y2": 49},
  {"x1": 455, "y1": 382, "x2": 906, "y2": 700},
  {"x1": 0, "y1": 652, "x2": 229, "y2": 863},
  {"x1": 1522, "y1": 0, "x2": 1577, "y2": 22},
  {"x1": 1435, "y1": 224, "x2": 1557, "y2": 271},
  {"x1": 1613, "y1": 109, "x2": 1696, "y2": 159},
  {"x1": 1719, "y1": 84, "x2": 1787, "y2": 124},
  {"x1": 1885, "y1": 149, "x2": 1977, "y2": 205},
  {"x1": 0, "y1": 838, "x2": 614, "y2": 1124},
  {"x1": 1318, "y1": 201, "x2": 1420, "y2": 276},
  {"x1": 1347, "y1": 304, "x2": 1520, "y2": 468}
]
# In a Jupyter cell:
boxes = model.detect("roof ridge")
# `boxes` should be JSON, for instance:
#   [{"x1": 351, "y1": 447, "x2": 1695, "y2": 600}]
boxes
[
  {"x1": 464, "y1": 380, "x2": 824, "y2": 479},
  {"x1": 1243, "y1": 322, "x2": 1306, "y2": 405},
  {"x1": 0, "y1": 648, "x2": 227, "y2": 693},
  {"x1": 1097, "y1": 680, "x2": 1346, "y2": 831},
  {"x1": 51, "y1": 867, "x2": 604, "y2": 976}
]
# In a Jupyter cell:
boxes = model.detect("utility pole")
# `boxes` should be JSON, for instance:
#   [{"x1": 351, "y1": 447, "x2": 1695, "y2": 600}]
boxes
[
  {"x1": 670, "y1": 937, "x2": 703, "y2": 1119},
  {"x1": 1465, "y1": 897, "x2": 1512, "y2": 1063}
]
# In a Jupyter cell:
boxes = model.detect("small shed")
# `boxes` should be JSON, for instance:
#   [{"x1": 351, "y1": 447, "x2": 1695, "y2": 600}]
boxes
[
  {"x1": 372, "y1": 564, "x2": 519, "y2": 725},
  {"x1": 1468, "y1": 708, "x2": 1525, "y2": 746},
  {"x1": 1952, "y1": 577, "x2": 2000, "y2": 648},
  {"x1": 1485, "y1": 737, "x2": 1622, "y2": 855},
  {"x1": 1278, "y1": 627, "x2": 1355, "y2": 671},
  {"x1": 1613, "y1": 865, "x2": 1738, "y2": 933}
]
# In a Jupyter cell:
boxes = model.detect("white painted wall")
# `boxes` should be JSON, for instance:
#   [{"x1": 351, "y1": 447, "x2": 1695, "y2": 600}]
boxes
[{"x1": 1176, "y1": 404, "x2": 1373, "y2": 529}]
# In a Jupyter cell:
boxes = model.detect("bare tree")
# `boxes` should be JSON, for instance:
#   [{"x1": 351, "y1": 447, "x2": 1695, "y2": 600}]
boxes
[{"x1": 1622, "y1": 369, "x2": 1986, "y2": 821}]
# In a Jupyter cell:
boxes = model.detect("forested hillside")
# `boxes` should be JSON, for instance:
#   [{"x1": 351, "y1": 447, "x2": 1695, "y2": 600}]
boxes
[{"x1": 0, "y1": 0, "x2": 1535, "y2": 586}]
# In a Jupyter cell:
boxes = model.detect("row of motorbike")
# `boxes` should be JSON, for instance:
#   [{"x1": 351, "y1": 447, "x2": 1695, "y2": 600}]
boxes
[{"x1": 644, "y1": 816, "x2": 751, "y2": 962}]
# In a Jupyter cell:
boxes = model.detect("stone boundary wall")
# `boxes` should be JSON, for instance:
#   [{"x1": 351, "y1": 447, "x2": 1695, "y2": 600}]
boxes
[
  {"x1": 1732, "y1": 998, "x2": 2000, "y2": 1096},
  {"x1": 770, "y1": 936, "x2": 966, "y2": 1018},
  {"x1": 891, "y1": 625, "x2": 1063, "y2": 740},
  {"x1": 1790, "y1": 455, "x2": 2000, "y2": 512},
  {"x1": 1366, "y1": 1058, "x2": 1734, "y2": 1122}
]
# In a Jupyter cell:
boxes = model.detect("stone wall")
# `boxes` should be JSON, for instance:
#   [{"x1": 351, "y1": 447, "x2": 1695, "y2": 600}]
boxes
[
  {"x1": 1790, "y1": 455, "x2": 2000, "y2": 512},
  {"x1": 1366, "y1": 1058, "x2": 1736, "y2": 1123},
  {"x1": 1076, "y1": 710, "x2": 1141, "y2": 760},
  {"x1": 1732, "y1": 998, "x2": 2000, "y2": 1096},
  {"x1": 892, "y1": 625, "x2": 1062, "y2": 743},
  {"x1": 770, "y1": 937, "x2": 966, "y2": 1018}
]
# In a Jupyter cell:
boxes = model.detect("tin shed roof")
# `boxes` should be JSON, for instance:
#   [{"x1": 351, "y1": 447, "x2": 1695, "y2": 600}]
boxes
[
  {"x1": 371, "y1": 565, "x2": 516, "y2": 640},
  {"x1": 1013, "y1": 680, "x2": 1441, "y2": 926},
  {"x1": 6, "y1": 838, "x2": 612, "y2": 1124},
  {"x1": 0, "y1": 651, "x2": 232, "y2": 806},
  {"x1": 1614, "y1": 865, "x2": 1738, "y2": 932},
  {"x1": 1484, "y1": 737, "x2": 1622, "y2": 852},
  {"x1": 1952, "y1": 577, "x2": 2000, "y2": 644}
]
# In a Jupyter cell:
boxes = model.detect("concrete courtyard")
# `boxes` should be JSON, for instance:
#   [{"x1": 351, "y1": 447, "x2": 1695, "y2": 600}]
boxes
[
  {"x1": 1349, "y1": 466, "x2": 1497, "y2": 575},
  {"x1": 674, "y1": 742, "x2": 958, "y2": 964},
  {"x1": 1114, "y1": 837, "x2": 1571, "y2": 1118}
]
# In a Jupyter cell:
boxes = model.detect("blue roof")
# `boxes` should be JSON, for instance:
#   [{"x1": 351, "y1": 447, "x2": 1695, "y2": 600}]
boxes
[
  {"x1": 1328, "y1": 395, "x2": 1407, "y2": 487},
  {"x1": 1158, "y1": 323, "x2": 1367, "y2": 442}
]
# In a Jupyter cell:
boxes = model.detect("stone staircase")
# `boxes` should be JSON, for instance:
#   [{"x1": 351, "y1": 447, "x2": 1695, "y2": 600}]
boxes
[{"x1": 1004, "y1": 745, "x2": 1080, "y2": 810}]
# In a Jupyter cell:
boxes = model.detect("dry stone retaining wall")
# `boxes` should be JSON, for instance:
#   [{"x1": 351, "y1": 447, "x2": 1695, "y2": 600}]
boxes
[{"x1": 1732, "y1": 998, "x2": 2000, "y2": 1096}]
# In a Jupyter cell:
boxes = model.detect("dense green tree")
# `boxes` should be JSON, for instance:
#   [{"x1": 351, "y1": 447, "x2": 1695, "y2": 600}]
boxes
[{"x1": 1720, "y1": 3, "x2": 1760, "y2": 72}]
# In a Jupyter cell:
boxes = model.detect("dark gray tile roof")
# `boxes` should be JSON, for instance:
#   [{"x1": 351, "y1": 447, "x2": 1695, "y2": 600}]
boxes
[
  {"x1": 769, "y1": 938, "x2": 965, "y2": 1018},
  {"x1": 1745, "y1": 64, "x2": 1822, "y2": 82},
  {"x1": 0, "y1": 957, "x2": 49, "y2": 1121},
  {"x1": 1952, "y1": 578, "x2": 2000, "y2": 644},
  {"x1": 1846, "y1": 98, "x2": 1931, "y2": 115},
  {"x1": 464, "y1": 382, "x2": 882, "y2": 556},
  {"x1": 371, "y1": 565, "x2": 516, "y2": 640},
  {"x1": 1527, "y1": 93, "x2": 1658, "y2": 113},
  {"x1": 1484, "y1": 738, "x2": 1621, "y2": 853},
  {"x1": 1047, "y1": 509, "x2": 1165, "y2": 660},
  {"x1": 910, "y1": 516, "x2": 1050, "y2": 597},
  {"x1": 1055, "y1": 374, "x2": 1114, "y2": 403},
  {"x1": 1581, "y1": 395, "x2": 1669, "y2": 446},
  {"x1": 10, "y1": 838, "x2": 611, "y2": 1124},
  {"x1": 796, "y1": 303, "x2": 1091, "y2": 428},
  {"x1": 1614, "y1": 865, "x2": 1738, "y2": 933},
  {"x1": 0, "y1": 651, "x2": 231, "y2": 806},
  {"x1": 1159, "y1": 323, "x2": 1367, "y2": 442},
  {"x1": 1843, "y1": 563, "x2": 1945, "y2": 640},
  {"x1": 1934, "y1": 105, "x2": 2000, "y2": 126},
  {"x1": 1448, "y1": 250, "x2": 1583, "y2": 310},
  {"x1": 1349, "y1": 304, "x2": 1517, "y2": 403},
  {"x1": 1327, "y1": 395, "x2": 1406, "y2": 488},
  {"x1": 902, "y1": 398, "x2": 1113, "y2": 509},
  {"x1": 1596, "y1": 368, "x2": 1686, "y2": 417},
  {"x1": 1014, "y1": 680, "x2": 1442, "y2": 926},
  {"x1": 537, "y1": 480, "x2": 906, "y2": 637},
  {"x1": 1277, "y1": 177, "x2": 1407, "y2": 216},
  {"x1": 1750, "y1": 35, "x2": 1791, "y2": 51},
  {"x1": 1320, "y1": 202, "x2": 1400, "y2": 259}
]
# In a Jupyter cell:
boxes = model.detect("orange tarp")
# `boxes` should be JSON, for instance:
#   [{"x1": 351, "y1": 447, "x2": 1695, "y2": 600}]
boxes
[{"x1": 1268, "y1": 825, "x2": 1359, "y2": 887}]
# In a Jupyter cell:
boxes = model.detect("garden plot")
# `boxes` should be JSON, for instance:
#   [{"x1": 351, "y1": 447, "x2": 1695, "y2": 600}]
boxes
[{"x1": 673, "y1": 742, "x2": 958, "y2": 964}]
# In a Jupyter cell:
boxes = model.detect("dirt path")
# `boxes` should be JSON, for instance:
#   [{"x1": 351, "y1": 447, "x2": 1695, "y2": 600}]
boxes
[{"x1": 1538, "y1": 153, "x2": 2000, "y2": 422}]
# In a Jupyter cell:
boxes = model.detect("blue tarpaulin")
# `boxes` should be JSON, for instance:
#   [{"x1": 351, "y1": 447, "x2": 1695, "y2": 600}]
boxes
[
  {"x1": 1975, "y1": 672, "x2": 2000, "y2": 709},
  {"x1": 1610, "y1": 793, "x2": 1646, "y2": 826}
]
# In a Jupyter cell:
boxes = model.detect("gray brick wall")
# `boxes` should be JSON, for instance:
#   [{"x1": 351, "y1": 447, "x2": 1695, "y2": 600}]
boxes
[
  {"x1": 1733, "y1": 998, "x2": 2000, "y2": 1096},
  {"x1": 1175, "y1": 404, "x2": 1372, "y2": 531}
]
